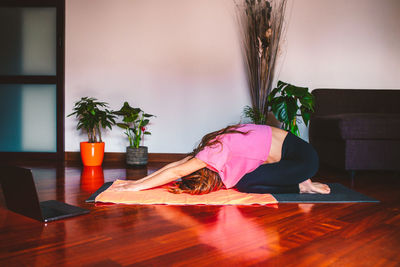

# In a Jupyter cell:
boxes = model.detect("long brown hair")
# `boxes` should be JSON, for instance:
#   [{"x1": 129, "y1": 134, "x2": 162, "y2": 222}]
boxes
[{"x1": 169, "y1": 124, "x2": 250, "y2": 195}]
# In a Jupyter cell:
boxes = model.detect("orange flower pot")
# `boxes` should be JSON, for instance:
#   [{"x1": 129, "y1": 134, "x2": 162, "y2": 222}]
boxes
[{"x1": 80, "y1": 142, "x2": 105, "y2": 166}]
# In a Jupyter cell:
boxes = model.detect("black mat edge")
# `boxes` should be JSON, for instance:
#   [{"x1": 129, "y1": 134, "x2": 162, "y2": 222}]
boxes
[
  {"x1": 85, "y1": 182, "x2": 113, "y2": 203},
  {"x1": 272, "y1": 183, "x2": 379, "y2": 203}
]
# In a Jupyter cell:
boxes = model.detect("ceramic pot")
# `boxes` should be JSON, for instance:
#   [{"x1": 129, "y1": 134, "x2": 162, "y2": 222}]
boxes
[
  {"x1": 126, "y1": 146, "x2": 148, "y2": 166},
  {"x1": 80, "y1": 142, "x2": 105, "y2": 166}
]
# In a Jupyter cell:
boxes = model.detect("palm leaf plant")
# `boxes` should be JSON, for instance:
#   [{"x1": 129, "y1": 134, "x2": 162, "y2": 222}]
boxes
[
  {"x1": 68, "y1": 97, "x2": 116, "y2": 143},
  {"x1": 268, "y1": 81, "x2": 314, "y2": 136},
  {"x1": 114, "y1": 102, "x2": 154, "y2": 148}
]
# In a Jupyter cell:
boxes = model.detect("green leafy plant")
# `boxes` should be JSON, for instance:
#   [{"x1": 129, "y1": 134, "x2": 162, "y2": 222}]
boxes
[
  {"x1": 267, "y1": 81, "x2": 314, "y2": 136},
  {"x1": 114, "y1": 102, "x2": 154, "y2": 148},
  {"x1": 68, "y1": 97, "x2": 117, "y2": 143}
]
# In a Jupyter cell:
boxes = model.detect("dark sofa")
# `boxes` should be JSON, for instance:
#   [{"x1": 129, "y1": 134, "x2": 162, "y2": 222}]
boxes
[{"x1": 309, "y1": 89, "x2": 400, "y2": 177}]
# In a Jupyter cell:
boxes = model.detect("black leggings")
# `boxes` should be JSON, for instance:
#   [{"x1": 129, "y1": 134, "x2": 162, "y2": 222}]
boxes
[{"x1": 235, "y1": 132, "x2": 319, "y2": 194}]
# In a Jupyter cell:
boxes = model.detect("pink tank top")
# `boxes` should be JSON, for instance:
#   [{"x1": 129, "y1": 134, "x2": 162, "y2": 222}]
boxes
[{"x1": 195, "y1": 124, "x2": 272, "y2": 188}]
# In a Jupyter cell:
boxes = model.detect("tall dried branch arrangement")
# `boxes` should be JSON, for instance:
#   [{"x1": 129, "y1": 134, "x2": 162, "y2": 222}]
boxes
[{"x1": 236, "y1": 0, "x2": 287, "y2": 124}]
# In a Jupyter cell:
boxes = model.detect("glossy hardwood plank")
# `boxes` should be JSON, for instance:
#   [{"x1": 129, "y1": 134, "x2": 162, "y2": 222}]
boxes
[{"x1": 0, "y1": 161, "x2": 399, "y2": 266}]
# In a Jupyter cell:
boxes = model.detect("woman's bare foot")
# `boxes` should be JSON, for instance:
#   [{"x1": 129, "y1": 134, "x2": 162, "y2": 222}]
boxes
[{"x1": 299, "y1": 179, "x2": 330, "y2": 194}]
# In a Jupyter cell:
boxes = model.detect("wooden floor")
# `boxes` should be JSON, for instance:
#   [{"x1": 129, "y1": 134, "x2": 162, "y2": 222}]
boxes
[{"x1": 0, "y1": 160, "x2": 399, "y2": 267}]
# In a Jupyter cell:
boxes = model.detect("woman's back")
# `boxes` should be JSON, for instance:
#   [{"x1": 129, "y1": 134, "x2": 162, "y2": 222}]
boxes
[
  {"x1": 195, "y1": 124, "x2": 273, "y2": 188},
  {"x1": 267, "y1": 127, "x2": 288, "y2": 164}
]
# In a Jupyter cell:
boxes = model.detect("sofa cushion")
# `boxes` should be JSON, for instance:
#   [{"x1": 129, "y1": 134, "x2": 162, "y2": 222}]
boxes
[{"x1": 310, "y1": 113, "x2": 400, "y2": 140}]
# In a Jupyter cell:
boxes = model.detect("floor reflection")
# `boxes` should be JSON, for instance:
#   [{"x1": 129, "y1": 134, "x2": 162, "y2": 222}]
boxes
[
  {"x1": 125, "y1": 165, "x2": 148, "y2": 180},
  {"x1": 155, "y1": 205, "x2": 280, "y2": 262},
  {"x1": 0, "y1": 212, "x2": 50, "y2": 266},
  {"x1": 298, "y1": 203, "x2": 315, "y2": 214},
  {"x1": 80, "y1": 166, "x2": 104, "y2": 193}
]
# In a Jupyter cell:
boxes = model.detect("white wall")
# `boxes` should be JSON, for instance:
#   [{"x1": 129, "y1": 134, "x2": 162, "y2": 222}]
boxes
[
  {"x1": 65, "y1": 0, "x2": 400, "y2": 153},
  {"x1": 280, "y1": 0, "x2": 400, "y2": 89},
  {"x1": 65, "y1": 0, "x2": 249, "y2": 153}
]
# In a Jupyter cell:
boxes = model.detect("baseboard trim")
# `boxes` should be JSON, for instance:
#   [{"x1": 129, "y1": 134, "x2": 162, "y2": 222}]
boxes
[{"x1": 64, "y1": 152, "x2": 187, "y2": 163}]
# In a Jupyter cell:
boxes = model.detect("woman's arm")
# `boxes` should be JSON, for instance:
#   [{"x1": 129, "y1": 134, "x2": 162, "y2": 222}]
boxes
[
  {"x1": 115, "y1": 156, "x2": 192, "y2": 188},
  {"x1": 112, "y1": 157, "x2": 207, "y2": 191}
]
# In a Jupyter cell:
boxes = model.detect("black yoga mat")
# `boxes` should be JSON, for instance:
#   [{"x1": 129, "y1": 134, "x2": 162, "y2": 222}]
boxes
[{"x1": 272, "y1": 183, "x2": 379, "y2": 203}]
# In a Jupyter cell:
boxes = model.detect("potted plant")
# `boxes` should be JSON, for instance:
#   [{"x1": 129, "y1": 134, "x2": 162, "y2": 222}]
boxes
[
  {"x1": 114, "y1": 102, "x2": 154, "y2": 166},
  {"x1": 267, "y1": 81, "x2": 314, "y2": 136},
  {"x1": 68, "y1": 97, "x2": 116, "y2": 166}
]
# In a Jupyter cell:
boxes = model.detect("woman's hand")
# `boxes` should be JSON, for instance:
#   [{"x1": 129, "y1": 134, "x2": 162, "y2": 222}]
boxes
[{"x1": 110, "y1": 180, "x2": 143, "y2": 191}]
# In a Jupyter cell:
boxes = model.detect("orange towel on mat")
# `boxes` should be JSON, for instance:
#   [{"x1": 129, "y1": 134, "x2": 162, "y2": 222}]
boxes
[{"x1": 95, "y1": 180, "x2": 277, "y2": 205}]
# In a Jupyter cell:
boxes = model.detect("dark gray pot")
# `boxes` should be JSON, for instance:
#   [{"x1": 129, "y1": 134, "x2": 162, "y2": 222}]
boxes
[{"x1": 126, "y1": 146, "x2": 148, "y2": 166}]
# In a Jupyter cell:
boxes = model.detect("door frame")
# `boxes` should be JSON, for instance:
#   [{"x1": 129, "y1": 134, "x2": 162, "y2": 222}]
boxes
[{"x1": 0, "y1": 0, "x2": 65, "y2": 161}]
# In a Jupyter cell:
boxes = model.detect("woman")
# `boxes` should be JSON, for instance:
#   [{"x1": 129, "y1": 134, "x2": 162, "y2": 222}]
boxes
[{"x1": 113, "y1": 124, "x2": 330, "y2": 194}]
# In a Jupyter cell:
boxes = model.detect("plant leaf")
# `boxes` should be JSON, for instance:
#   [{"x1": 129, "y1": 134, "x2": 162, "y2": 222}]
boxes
[
  {"x1": 277, "y1": 80, "x2": 287, "y2": 89},
  {"x1": 299, "y1": 92, "x2": 315, "y2": 110},
  {"x1": 285, "y1": 84, "x2": 308, "y2": 97},
  {"x1": 268, "y1": 86, "x2": 281, "y2": 101},
  {"x1": 300, "y1": 106, "x2": 312, "y2": 126},
  {"x1": 141, "y1": 119, "x2": 150, "y2": 127},
  {"x1": 271, "y1": 97, "x2": 288, "y2": 123},
  {"x1": 285, "y1": 96, "x2": 298, "y2": 122},
  {"x1": 290, "y1": 123, "x2": 300, "y2": 136}
]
